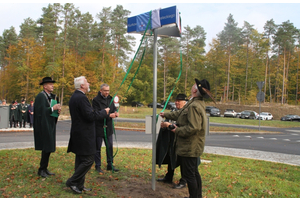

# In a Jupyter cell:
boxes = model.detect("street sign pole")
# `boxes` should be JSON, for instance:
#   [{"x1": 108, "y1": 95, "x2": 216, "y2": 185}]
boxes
[
  {"x1": 259, "y1": 100, "x2": 261, "y2": 131},
  {"x1": 256, "y1": 81, "x2": 265, "y2": 131},
  {"x1": 151, "y1": 29, "x2": 157, "y2": 191}
]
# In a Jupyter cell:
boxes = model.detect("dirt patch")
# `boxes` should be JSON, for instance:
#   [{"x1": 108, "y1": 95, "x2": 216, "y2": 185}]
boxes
[{"x1": 95, "y1": 176, "x2": 189, "y2": 198}]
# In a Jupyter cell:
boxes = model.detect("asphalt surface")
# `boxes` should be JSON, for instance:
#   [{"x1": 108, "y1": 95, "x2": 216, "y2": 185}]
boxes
[{"x1": 1, "y1": 119, "x2": 300, "y2": 166}]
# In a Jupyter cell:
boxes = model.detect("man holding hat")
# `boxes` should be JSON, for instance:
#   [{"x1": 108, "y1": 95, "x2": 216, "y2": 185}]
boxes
[
  {"x1": 33, "y1": 77, "x2": 61, "y2": 178},
  {"x1": 160, "y1": 79, "x2": 216, "y2": 198},
  {"x1": 156, "y1": 93, "x2": 187, "y2": 189}
]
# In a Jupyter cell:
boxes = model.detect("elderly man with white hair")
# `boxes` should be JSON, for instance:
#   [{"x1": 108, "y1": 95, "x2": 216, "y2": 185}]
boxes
[{"x1": 66, "y1": 76, "x2": 110, "y2": 194}]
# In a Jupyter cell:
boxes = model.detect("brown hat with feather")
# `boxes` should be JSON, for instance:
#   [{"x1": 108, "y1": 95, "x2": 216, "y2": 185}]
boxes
[{"x1": 195, "y1": 78, "x2": 216, "y2": 104}]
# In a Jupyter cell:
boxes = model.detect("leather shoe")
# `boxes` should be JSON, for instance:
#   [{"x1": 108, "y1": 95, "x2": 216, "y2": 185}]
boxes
[
  {"x1": 45, "y1": 169, "x2": 55, "y2": 176},
  {"x1": 82, "y1": 187, "x2": 92, "y2": 192},
  {"x1": 174, "y1": 182, "x2": 186, "y2": 189},
  {"x1": 107, "y1": 165, "x2": 119, "y2": 172},
  {"x1": 157, "y1": 177, "x2": 172, "y2": 184},
  {"x1": 95, "y1": 167, "x2": 104, "y2": 173},
  {"x1": 38, "y1": 170, "x2": 48, "y2": 178},
  {"x1": 69, "y1": 185, "x2": 82, "y2": 194}
]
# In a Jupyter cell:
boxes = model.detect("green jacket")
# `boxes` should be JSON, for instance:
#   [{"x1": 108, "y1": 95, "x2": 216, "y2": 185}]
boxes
[
  {"x1": 33, "y1": 91, "x2": 58, "y2": 152},
  {"x1": 164, "y1": 96, "x2": 207, "y2": 157}
]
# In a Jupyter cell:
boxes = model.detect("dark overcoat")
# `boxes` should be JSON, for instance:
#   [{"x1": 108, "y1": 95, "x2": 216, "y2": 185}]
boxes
[
  {"x1": 92, "y1": 92, "x2": 117, "y2": 137},
  {"x1": 9, "y1": 104, "x2": 19, "y2": 120},
  {"x1": 67, "y1": 90, "x2": 108, "y2": 156},
  {"x1": 27, "y1": 104, "x2": 34, "y2": 124},
  {"x1": 156, "y1": 127, "x2": 177, "y2": 169},
  {"x1": 33, "y1": 91, "x2": 59, "y2": 152},
  {"x1": 18, "y1": 103, "x2": 28, "y2": 122}
]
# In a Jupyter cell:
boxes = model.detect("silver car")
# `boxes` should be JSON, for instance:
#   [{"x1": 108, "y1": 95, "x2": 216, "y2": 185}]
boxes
[{"x1": 224, "y1": 109, "x2": 237, "y2": 118}]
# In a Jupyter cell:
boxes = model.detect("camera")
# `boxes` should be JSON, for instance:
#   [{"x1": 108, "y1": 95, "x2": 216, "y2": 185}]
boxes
[{"x1": 168, "y1": 124, "x2": 176, "y2": 130}]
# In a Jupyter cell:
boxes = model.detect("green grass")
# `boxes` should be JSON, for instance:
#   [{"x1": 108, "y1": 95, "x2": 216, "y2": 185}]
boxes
[
  {"x1": 0, "y1": 147, "x2": 299, "y2": 198},
  {"x1": 209, "y1": 117, "x2": 300, "y2": 128}
]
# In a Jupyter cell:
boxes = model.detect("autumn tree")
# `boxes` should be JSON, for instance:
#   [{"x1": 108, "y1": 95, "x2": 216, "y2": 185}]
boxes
[{"x1": 217, "y1": 14, "x2": 243, "y2": 102}]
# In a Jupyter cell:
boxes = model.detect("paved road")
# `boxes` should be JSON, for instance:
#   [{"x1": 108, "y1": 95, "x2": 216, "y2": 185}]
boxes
[{"x1": 1, "y1": 119, "x2": 300, "y2": 166}]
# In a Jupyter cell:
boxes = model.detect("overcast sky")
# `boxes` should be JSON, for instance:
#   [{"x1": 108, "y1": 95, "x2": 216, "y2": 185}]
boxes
[{"x1": 1, "y1": 1, "x2": 300, "y2": 53}]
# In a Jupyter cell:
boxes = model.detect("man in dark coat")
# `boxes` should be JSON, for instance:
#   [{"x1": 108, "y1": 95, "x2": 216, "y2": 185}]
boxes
[
  {"x1": 27, "y1": 101, "x2": 34, "y2": 128},
  {"x1": 9, "y1": 101, "x2": 18, "y2": 128},
  {"x1": 66, "y1": 76, "x2": 110, "y2": 194},
  {"x1": 92, "y1": 83, "x2": 119, "y2": 173},
  {"x1": 18, "y1": 98, "x2": 28, "y2": 128},
  {"x1": 33, "y1": 77, "x2": 61, "y2": 178},
  {"x1": 156, "y1": 94, "x2": 187, "y2": 189}
]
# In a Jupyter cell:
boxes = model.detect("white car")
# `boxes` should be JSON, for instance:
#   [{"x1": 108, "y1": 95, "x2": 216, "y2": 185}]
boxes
[
  {"x1": 259, "y1": 112, "x2": 273, "y2": 120},
  {"x1": 224, "y1": 109, "x2": 237, "y2": 118}
]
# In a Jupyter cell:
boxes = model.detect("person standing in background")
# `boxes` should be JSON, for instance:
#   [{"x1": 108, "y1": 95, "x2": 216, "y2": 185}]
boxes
[
  {"x1": 18, "y1": 98, "x2": 28, "y2": 128},
  {"x1": 27, "y1": 101, "x2": 34, "y2": 128}
]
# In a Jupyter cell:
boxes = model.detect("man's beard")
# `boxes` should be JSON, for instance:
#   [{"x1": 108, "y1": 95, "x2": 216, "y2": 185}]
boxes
[{"x1": 87, "y1": 86, "x2": 90, "y2": 93}]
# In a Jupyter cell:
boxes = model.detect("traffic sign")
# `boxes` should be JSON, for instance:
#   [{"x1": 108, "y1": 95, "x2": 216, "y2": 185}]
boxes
[
  {"x1": 256, "y1": 81, "x2": 264, "y2": 91},
  {"x1": 256, "y1": 91, "x2": 265, "y2": 102},
  {"x1": 113, "y1": 95, "x2": 119, "y2": 103}
]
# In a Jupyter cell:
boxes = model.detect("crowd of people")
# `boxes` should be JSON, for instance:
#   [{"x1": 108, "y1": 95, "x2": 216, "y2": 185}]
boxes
[
  {"x1": 1, "y1": 98, "x2": 35, "y2": 128},
  {"x1": 1, "y1": 75, "x2": 215, "y2": 198}
]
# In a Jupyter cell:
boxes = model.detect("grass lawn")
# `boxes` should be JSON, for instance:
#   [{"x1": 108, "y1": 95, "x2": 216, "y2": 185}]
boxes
[{"x1": 0, "y1": 147, "x2": 299, "y2": 198}]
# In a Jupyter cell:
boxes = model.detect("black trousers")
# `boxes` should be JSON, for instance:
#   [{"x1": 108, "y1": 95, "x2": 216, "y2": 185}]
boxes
[
  {"x1": 39, "y1": 151, "x2": 51, "y2": 171},
  {"x1": 67, "y1": 154, "x2": 94, "y2": 190},
  {"x1": 10, "y1": 116, "x2": 17, "y2": 128},
  {"x1": 165, "y1": 156, "x2": 186, "y2": 184},
  {"x1": 20, "y1": 115, "x2": 26, "y2": 127},
  {"x1": 178, "y1": 156, "x2": 202, "y2": 198},
  {"x1": 94, "y1": 135, "x2": 113, "y2": 168}
]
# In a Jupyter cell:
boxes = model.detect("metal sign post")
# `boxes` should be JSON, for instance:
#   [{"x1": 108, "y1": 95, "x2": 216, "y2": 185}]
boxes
[
  {"x1": 127, "y1": 6, "x2": 181, "y2": 191},
  {"x1": 151, "y1": 29, "x2": 158, "y2": 191},
  {"x1": 256, "y1": 81, "x2": 265, "y2": 131}
]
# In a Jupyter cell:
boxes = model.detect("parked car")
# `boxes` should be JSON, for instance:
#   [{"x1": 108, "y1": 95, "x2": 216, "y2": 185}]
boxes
[
  {"x1": 280, "y1": 114, "x2": 300, "y2": 121},
  {"x1": 147, "y1": 102, "x2": 163, "y2": 108},
  {"x1": 210, "y1": 108, "x2": 221, "y2": 117},
  {"x1": 258, "y1": 112, "x2": 273, "y2": 120},
  {"x1": 131, "y1": 101, "x2": 144, "y2": 107},
  {"x1": 249, "y1": 111, "x2": 259, "y2": 119},
  {"x1": 240, "y1": 110, "x2": 252, "y2": 119},
  {"x1": 236, "y1": 112, "x2": 241, "y2": 118},
  {"x1": 161, "y1": 101, "x2": 176, "y2": 110},
  {"x1": 223, "y1": 109, "x2": 237, "y2": 118},
  {"x1": 205, "y1": 106, "x2": 216, "y2": 113}
]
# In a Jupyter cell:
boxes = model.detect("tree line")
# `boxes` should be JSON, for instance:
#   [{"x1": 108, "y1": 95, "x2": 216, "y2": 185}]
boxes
[{"x1": 0, "y1": 3, "x2": 299, "y2": 106}]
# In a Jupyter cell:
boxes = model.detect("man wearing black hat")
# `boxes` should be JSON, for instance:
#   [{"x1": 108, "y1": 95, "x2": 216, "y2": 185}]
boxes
[
  {"x1": 156, "y1": 93, "x2": 187, "y2": 189},
  {"x1": 33, "y1": 77, "x2": 61, "y2": 178},
  {"x1": 160, "y1": 79, "x2": 215, "y2": 198},
  {"x1": 18, "y1": 98, "x2": 28, "y2": 128}
]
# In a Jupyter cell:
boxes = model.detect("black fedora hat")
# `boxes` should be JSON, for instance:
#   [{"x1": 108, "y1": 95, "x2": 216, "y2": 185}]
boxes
[
  {"x1": 175, "y1": 93, "x2": 187, "y2": 101},
  {"x1": 40, "y1": 77, "x2": 55, "y2": 85},
  {"x1": 195, "y1": 78, "x2": 216, "y2": 104}
]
